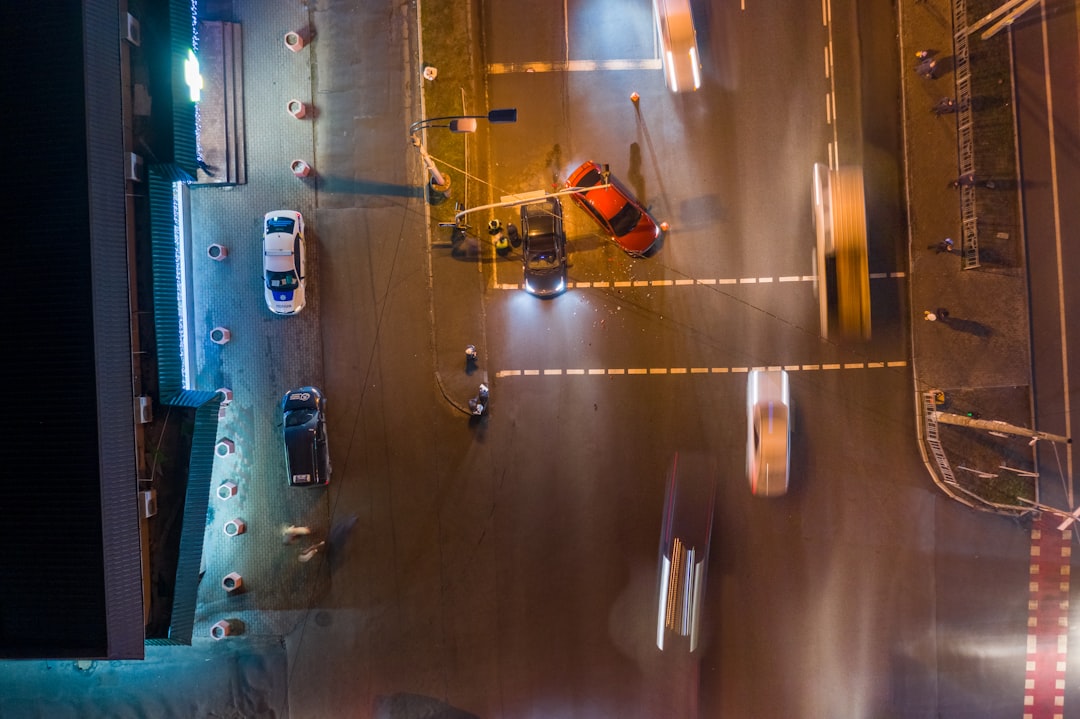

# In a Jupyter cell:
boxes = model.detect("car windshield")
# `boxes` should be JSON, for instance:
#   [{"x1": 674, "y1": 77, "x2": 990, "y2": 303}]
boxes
[
  {"x1": 526, "y1": 233, "x2": 559, "y2": 270},
  {"x1": 285, "y1": 408, "x2": 316, "y2": 427},
  {"x1": 527, "y1": 251, "x2": 560, "y2": 270},
  {"x1": 608, "y1": 200, "x2": 643, "y2": 236},
  {"x1": 266, "y1": 217, "x2": 295, "y2": 234},
  {"x1": 267, "y1": 270, "x2": 299, "y2": 290},
  {"x1": 576, "y1": 167, "x2": 603, "y2": 187}
]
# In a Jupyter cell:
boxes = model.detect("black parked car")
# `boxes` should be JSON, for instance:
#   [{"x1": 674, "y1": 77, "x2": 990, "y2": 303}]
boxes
[
  {"x1": 281, "y1": 386, "x2": 330, "y2": 487},
  {"x1": 520, "y1": 197, "x2": 568, "y2": 297}
]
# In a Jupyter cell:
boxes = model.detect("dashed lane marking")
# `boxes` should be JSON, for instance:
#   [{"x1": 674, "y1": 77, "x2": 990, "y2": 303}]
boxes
[
  {"x1": 495, "y1": 360, "x2": 907, "y2": 379},
  {"x1": 495, "y1": 272, "x2": 905, "y2": 291},
  {"x1": 488, "y1": 59, "x2": 662, "y2": 74}
]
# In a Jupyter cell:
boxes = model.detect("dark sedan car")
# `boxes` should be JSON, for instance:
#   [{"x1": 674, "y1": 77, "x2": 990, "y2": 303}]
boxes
[
  {"x1": 656, "y1": 452, "x2": 716, "y2": 653},
  {"x1": 520, "y1": 197, "x2": 568, "y2": 296},
  {"x1": 281, "y1": 386, "x2": 330, "y2": 487},
  {"x1": 566, "y1": 160, "x2": 662, "y2": 256}
]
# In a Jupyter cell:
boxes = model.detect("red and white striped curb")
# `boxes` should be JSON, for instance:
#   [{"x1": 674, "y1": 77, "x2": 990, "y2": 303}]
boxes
[{"x1": 1025, "y1": 512, "x2": 1072, "y2": 718}]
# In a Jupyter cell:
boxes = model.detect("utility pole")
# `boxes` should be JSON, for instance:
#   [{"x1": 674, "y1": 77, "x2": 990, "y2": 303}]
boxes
[{"x1": 931, "y1": 411, "x2": 1072, "y2": 445}]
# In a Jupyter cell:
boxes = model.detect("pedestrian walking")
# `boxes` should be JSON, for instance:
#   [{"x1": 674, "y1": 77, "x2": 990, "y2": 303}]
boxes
[
  {"x1": 282, "y1": 525, "x2": 312, "y2": 544},
  {"x1": 931, "y1": 97, "x2": 957, "y2": 115},
  {"x1": 950, "y1": 173, "x2": 976, "y2": 188},
  {"x1": 936, "y1": 238, "x2": 954, "y2": 253},
  {"x1": 465, "y1": 344, "x2": 478, "y2": 362},
  {"x1": 923, "y1": 310, "x2": 938, "y2": 322},
  {"x1": 298, "y1": 541, "x2": 325, "y2": 563},
  {"x1": 916, "y1": 57, "x2": 937, "y2": 79}
]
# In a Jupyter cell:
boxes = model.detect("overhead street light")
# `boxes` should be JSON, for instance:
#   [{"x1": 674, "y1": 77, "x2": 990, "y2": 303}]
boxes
[{"x1": 409, "y1": 108, "x2": 517, "y2": 201}]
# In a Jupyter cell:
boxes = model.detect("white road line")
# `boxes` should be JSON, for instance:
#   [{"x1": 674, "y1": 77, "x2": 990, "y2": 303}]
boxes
[
  {"x1": 487, "y1": 59, "x2": 662, "y2": 74},
  {"x1": 494, "y1": 361, "x2": 907, "y2": 379},
  {"x1": 494, "y1": 273, "x2": 903, "y2": 291}
]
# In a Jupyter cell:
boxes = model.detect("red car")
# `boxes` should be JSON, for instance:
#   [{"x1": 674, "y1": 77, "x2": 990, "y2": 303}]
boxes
[{"x1": 566, "y1": 161, "x2": 662, "y2": 256}]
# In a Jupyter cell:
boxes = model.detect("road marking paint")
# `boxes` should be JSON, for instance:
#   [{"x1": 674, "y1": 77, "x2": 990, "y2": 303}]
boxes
[
  {"x1": 486, "y1": 361, "x2": 907, "y2": 379},
  {"x1": 495, "y1": 273, "x2": 903, "y2": 291},
  {"x1": 1023, "y1": 515, "x2": 1072, "y2": 715},
  {"x1": 488, "y1": 58, "x2": 663, "y2": 74}
]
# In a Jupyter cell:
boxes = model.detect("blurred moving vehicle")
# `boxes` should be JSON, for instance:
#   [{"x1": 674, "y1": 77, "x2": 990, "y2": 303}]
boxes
[
  {"x1": 520, "y1": 197, "x2": 568, "y2": 297},
  {"x1": 566, "y1": 160, "x2": 662, "y2": 256},
  {"x1": 746, "y1": 369, "x2": 791, "y2": 497},
  {"x1": 656, "y1": 452, "x2": 716, "y2": 652},
  {"x1": 263, "y1": 210, "x2": 307, "y2": 315},
  {"x1": 281, "y1": 386, "x2": 330, "y2": 487},
  {"x1": 654, "y1": 0, "x2": 701, "y2": 92}
]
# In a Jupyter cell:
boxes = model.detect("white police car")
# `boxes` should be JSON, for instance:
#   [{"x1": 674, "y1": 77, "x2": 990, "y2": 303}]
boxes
[{"x1": 263, "y1": 211, "x2": 306, "y2": 315}]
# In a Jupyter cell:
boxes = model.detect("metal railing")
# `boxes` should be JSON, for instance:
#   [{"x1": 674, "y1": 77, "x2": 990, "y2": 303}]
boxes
[
  {"x1": 953, "y1": 0, "x2": 980, "y2": 268},
  {"x1": 924, "y1": 391, "x2": 958, "y2": 486}
]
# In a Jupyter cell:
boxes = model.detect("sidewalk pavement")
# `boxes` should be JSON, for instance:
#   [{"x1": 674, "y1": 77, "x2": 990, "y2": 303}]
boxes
[
  {"x1": 188, "y1": 0, "x2": 328, "y2": 640},
  {"x1": 902, "y1": 0, "x2": 1037, "y2": 511}
]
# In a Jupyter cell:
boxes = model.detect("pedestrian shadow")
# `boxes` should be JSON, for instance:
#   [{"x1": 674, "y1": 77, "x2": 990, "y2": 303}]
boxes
[
  {"x1": 942, "y1": 316, "x2": 993, "y2": 338},
  {"x1": 316, "y1": 175, "x2": 424, "y2": 198},
  {"x1": 326, "y1": 514, "x2": 358, "y2": 572}
]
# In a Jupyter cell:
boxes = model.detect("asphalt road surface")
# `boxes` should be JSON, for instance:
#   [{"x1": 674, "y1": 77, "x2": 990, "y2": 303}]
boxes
[
  {"x1": 283, "y1": 1, "x2": 1032, "y2": 717},
  {"x1": 0, "y1": 1, "x2": 1041, "y2": 718}
]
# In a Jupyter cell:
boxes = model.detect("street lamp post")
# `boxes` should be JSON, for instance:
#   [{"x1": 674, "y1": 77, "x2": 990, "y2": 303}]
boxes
[{"x1": 409, "y1": 108, "x2": 517, "y2": 202}]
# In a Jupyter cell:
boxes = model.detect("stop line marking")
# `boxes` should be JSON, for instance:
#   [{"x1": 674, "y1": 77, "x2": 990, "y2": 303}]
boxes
[
  {"x1": 495, "y1": 271, "x2": 903, "y2": 291},
  {"x1": 496, "y1": 361, "x2": 907, "y2": 379}
]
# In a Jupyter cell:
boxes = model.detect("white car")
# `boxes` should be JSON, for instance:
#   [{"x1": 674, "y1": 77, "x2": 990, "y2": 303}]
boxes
[
  {"x1": 746, "y1": 369, "x2": 791, "y2": 497},
  {"x1": 654, "y1": 0, "x2": 701, "y2": 93},
  {"x1": 263, "y1": 210, "x2": 306, "y2": 315},
  {"x1": 656, "y1": 452, "x2": 716, "y2": 653}
]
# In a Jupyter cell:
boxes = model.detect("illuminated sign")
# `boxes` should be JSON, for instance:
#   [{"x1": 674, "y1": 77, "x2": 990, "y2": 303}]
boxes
[{"x1": 184, "y1": 49, "x2": 203, "y2": 102}]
